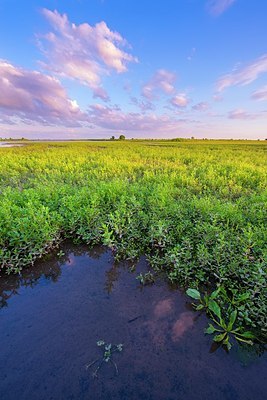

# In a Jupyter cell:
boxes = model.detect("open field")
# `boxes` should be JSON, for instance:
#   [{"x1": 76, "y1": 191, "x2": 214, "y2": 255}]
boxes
[{"x1": 0, "y1": 140, "x2": 266, "y2": 340}]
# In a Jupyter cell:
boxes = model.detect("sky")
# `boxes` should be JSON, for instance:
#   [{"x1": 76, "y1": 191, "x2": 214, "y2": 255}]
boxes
[{"x1": 0, "y1": 0, "x2": 267, "y2": 139}]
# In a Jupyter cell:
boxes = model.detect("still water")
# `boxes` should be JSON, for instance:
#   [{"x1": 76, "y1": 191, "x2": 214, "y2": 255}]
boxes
[
  {"x1": 0, "y1": 142, "x2": 24, "y2": 147},
  {"x1": 0, "y1": 243, "x2": 266, "y2": 400}
]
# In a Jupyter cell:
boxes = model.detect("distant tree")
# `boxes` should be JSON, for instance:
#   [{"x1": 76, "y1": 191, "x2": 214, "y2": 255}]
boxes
[
  {"x1": 110, "y1": 136, "x2": 115, "y2": 140},
  {"x1": 119, "y1": 135, "x2": 126, "y2": 140}
]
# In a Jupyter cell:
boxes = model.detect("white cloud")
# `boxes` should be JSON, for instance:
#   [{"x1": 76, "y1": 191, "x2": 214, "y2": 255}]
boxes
[
  {"x1": 38, "y1": 9, "x2": 137, "y2": 100},
  {"x1": 228, "y1": 108, "x2": 258, "y2": 120},
  {"x1": 87, "y1": 103, "x2": 191, "y2": 132},
  {"x1": 192, "y1": 102, "x2": 209, "y2": 111},
  {"x1": 207, "y1": 0, "x2": 237, "y2": 16},
  {"x1": 142, "y1": 69, "x2": 176, "y2": 100},
  {"x1": 216, "y1": 54, "x2": 267, "y2": 92},
  {"x1": 170, "y1": 93, "x2": 189, "y2": 108},
  {"x1": 130, "y1": 97, "x2": 155, "y2": 112}
]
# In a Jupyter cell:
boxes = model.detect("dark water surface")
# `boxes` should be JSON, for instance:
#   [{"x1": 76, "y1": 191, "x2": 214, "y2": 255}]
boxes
[{"x1": 0, "y1": 243, "x2": 266, "y2": 400}]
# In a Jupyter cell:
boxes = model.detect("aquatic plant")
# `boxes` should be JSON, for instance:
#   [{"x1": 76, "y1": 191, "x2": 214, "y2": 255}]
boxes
[
  {"x1": 136, "y1": 271, "x2": 155, "y2": 285},
  {"x1": 85, "y1": 340, "x2": 123, "y2": 378},
  {"x1": 186, "y1": 287, "x2": 257, "y2": 350},
  {"x1": 186, "y1": 287, "x2": 221, "y2": 311},
  {"x1": 205, "y1": 310, "x2": 255, "y2": 351}
]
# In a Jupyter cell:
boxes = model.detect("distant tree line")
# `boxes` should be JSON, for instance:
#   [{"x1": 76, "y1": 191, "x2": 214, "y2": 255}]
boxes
[
  {"x1": 110, "y1": 135, "x2": 126, "y2": 140},
  {"x1": 0, "y1": 137, "x2": 28, "y2": 141}
]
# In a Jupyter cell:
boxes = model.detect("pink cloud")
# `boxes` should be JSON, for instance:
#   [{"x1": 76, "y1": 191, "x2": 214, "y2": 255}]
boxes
[
  {"x1": 216, "y1": 54, "x2": 267, "y2": 92},
  {"x1": 0, "y1": 60, "x2": 195, "y2": 134},
  {"x1": 88, "y1": 103, "x2": 190, "y2": 132},
  {"x1": 130, "y1": 96, "x2": 155, "y2": 112},
  {"x1": 0, "y1": 60, "x2": 87, "y2": 126},
  {"x1": 170, "y1": 93, "x2": 189, "y2": 108},
  {"x1": 251, "y1": 85, "x2": 267, "y2": 101},
  {"x1": 39, "y1": 9, "x2": 137, "y2": 99},
  {"x1": 192, "y1": 102, "x2": 209, "y2": 111},
  {"x1": 207, "y1": 0, "x2": 237, "y2": 16},
  {"x1": 228, "y1": 108, "x2": 258, "y2": 120},
  {"x1": 93, "y1": 87, "x2": 110, "y2": 102},
  {"x1": 142, "y1": 69, "x2": 176, "y2": 100}
]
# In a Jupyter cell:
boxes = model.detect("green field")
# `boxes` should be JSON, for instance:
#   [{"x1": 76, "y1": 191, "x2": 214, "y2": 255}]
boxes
[{"x1": 0, "y1": 140, "x2": 266, "y2": 342}]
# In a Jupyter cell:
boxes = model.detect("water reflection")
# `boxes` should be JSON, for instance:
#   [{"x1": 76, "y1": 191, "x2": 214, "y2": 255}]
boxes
[
  {"x1": 105, "y1": 264, "x2": 121, "y2": 294},
  {"x1": 0, "y1": 242, "x2": 266, "y2": 400},
  {"x1": 143, "y1": 298, "x2": 196, "y2": 348},
  {"x1": 0, "y1": 243, "x2": 110, "y2": 309},
  {"x1": 172, "y1": 312, "x2": 194, "y2": 342},
  {"x1": 154, "y1": 298, "x2": 173, "y2": 318},
  {"x1": 0, "y1": 258, "x2": 62, "y2": 309},
  {"x1": 0, "y1": 142, "x2": 24, "y2": 147}
]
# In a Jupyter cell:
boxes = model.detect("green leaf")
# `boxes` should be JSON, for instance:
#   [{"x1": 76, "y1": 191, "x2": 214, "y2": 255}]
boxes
[
  {"x1": 205, "y1": 324, "x2": 217, "y2": 334},
  {"x1": 235, "y1": 336, "x2": 253, "y2": 345},
  {"x1": 186, "y1": 288, "x2": 201, "y2": 300},
  {"x1": 210, "y1": 287, "x2": 221, "y2": 300},
  {"x1": 213, "y1": 332, "x2": 227, "y2": 342},
  {"x1": 203, "y1": 294, "x2": 209, "y2": 306},
  {"x1": 236, "y1": 293, "x2": 250, "y2": 303},
  {"x1": 195, "y1": 304, "x2": 204, "y2": 311},
  {"x1": 236, "y1": 331, "x2": 256, "y2": 339},
  {"x1": 228, "y1": 310, "x2": 237, "y2": 331},
  {"x1": 224, "y1": 339, "x2": 232, "y2": 351},
  {"x1": 223, "y1": 335, "x2": 229, "y2": 345},
  {"x1": 233, "y1": 327, "x2": 241, "y2": 333},
  {"x1": 208, "y1": 300, "x2": 222, "y2": 321}
]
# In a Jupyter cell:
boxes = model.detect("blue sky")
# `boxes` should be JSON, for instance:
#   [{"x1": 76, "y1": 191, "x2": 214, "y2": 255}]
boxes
[{"x1": 0, "y1": 0, "x2": 267, "y2": 139}]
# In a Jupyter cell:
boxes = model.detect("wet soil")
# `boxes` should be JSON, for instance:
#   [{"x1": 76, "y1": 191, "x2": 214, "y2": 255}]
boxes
[{"x1": 0, "y1": 243, "x2": 266, "y2": 400}]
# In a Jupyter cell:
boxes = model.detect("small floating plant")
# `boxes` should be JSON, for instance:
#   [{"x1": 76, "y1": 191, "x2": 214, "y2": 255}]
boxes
[{"x1": 85, "y1": 340, "x2": 123, "y2": 378}]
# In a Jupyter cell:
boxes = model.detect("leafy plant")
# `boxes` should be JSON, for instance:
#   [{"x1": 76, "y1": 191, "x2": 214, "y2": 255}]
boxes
[
  {"x1": 186, "y1": 287, "x2": 221, "y2": 311},
  {"x1": 85, "y1": 340, "x2": 123, "y2": 378},
  {"x1": 136, "y1": 271, "x2": 155, "y2": 285},
  {"x1": 186, "y1": 287, "x2": 256, "y2": 350},
  {"x1": 205, "y1": 307, "x2": 256, "y2": 351}
]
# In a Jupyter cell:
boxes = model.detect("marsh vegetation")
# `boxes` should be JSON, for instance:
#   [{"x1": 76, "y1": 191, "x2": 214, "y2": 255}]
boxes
[{"x1": 0, "y1": 140, "x2": 266, "y2": 343}]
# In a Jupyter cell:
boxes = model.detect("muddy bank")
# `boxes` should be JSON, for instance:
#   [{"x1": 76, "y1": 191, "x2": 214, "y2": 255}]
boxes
[{"x1": 0, "y1": 243, "x2": 266, "y2": 400}]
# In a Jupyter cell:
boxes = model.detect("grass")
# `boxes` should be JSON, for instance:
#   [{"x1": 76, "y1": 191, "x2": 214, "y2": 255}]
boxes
[{"x1": 0, "y1": 140, "x2": 266, "y2": 341}]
